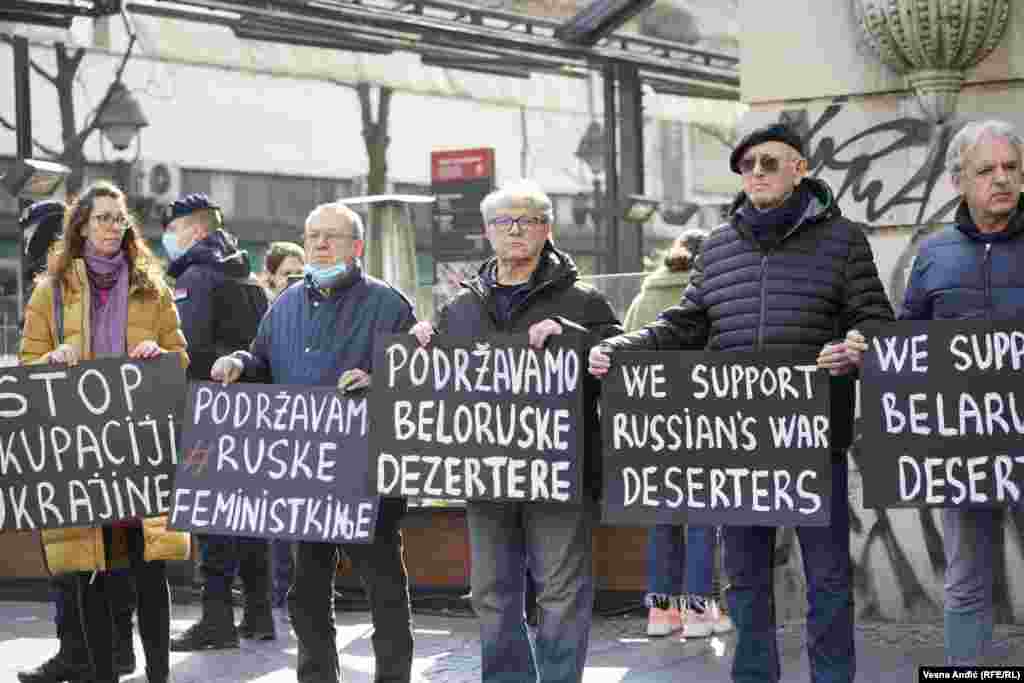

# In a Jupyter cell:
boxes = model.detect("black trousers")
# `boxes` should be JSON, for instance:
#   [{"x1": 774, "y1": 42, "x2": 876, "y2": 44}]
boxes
[
  {"x1": 199, "y1": 533, "x2": 271, "y2": 605},
  {"x1": 288, "y1": 499, "x2": 414, "y2": 683},
  {"x1": 77, "y1": 526, "x2": 170, "y2": 682}
]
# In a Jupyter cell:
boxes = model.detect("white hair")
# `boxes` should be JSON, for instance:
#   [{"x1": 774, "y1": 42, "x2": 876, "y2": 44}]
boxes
[
  {"x1": 305, "y1": 202, "x2": 365, "y2": 240},
  {"x1": 479, "y1": 179, "x2": 554, "y2": 225},
  {"x1": 946, "y1": 119, "x2": 1024, "y2": 177}
]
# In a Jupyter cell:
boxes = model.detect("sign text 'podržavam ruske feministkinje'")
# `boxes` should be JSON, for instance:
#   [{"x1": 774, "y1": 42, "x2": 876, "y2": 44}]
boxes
[
  {"x1": 601, "y1": 351, "x2": 832, "y2": 527},
  {"x1": 0, "y1": 355, "x2": 186, "y2": 532},
  {"x1": 370, "y1": 333, "x2": 587, "y2": 503},
  {"x1": 860, "y1": 320, "x2": 1024, "y2": 508},
  {"x1": 169, "y1": 382, "x2": 378, "y2": 543}
]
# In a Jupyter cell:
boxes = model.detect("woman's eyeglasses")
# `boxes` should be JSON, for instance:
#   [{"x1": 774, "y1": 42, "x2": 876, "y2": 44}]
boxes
[{"x1": 92, "y1": 212, "x2": 128, "y2": 227}]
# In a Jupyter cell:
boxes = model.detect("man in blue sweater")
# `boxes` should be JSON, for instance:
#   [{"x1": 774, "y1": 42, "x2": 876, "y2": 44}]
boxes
[{"x1": 212, "y1": 202, "x2": 417, "y2": 683}]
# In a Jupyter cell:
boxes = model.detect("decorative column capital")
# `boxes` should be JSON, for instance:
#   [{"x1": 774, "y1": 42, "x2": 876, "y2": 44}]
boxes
[{"x1": 854, "y1": 0, "x2": 1010, "y2": 122}]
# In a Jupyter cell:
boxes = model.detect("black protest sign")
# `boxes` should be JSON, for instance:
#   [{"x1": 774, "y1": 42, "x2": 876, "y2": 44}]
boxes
[
  {"x1": 0, "y1": 355, "x2": 186, "y2": 532},
  {"x1": 601, "y1": 351, "x2": 832, "y2": 527},
  {"x1": 169, "y1": 382, "x2": 378, "y2": 543},
  {"x1": 370, "y1": 333, "x2": 586, "y2": 503},
  {"x1": 860, "y1": 320, "x2": 1024, "y2": 508}
]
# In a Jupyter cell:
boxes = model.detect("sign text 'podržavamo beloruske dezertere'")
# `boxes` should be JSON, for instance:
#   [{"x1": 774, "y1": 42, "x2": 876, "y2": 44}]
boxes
[
  {"x1": 0, "y1": 355, "x2": 186, "y2": 532},
  {"x1": 601, "y1": 351, "x2": 832, "y2": 527},
  {"x1": 169, "y1": 382, "x2": 378, "y2": 543},
  {"x1": 860, "y1": 320, "x2": 1024, "y2": 508},
  {"x1": 370, "y1": 333, "x2": 586, "y2": 503}
]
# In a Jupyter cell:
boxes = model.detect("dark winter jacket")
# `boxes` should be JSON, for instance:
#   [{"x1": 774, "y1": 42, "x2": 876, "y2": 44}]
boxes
[
  {"x1": 901, "y1": 196, "x2": 1024, "y2": 321},
  {"x1": 236, "y1": 260, "x2": 416, "y2": 387},
  {"x1": 168, "y1": 230, "x2": 269, "y2": 380},
  {"x1": 602, "y1": 177, "x2": 894, "y2": 450},
  {"x1": 435, "y1": 241, "x2": 623, "y2": 499}
]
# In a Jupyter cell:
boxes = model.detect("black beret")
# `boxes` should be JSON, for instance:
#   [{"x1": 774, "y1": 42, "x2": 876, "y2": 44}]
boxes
[
  {"x1": 161, "y1": 192, "x2": 219, "y2": 228},
  {"x1": 729, "y1": 123, "x2": 806, "y2": 174}
]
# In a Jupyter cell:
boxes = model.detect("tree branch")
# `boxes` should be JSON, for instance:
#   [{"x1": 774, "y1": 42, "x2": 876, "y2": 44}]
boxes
[
  {"x1": 30, "y1": 58, "x2": 57, "y2": 86},
  {"x1": 378, "y1": 87, "x2": 393, "y2": 134},
  {"x1": 0, "y1": 114, "x2": 60, "y2": 157},
  {"x1": 62, "y1": 33, "x2": 138, "y2": 161}
]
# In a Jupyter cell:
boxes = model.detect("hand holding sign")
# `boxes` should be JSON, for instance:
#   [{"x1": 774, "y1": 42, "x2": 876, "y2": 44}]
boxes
[
  {"x1": 211, "y1": 356, "x2": 243, "y2": 385},
  {"x1": 338, "y1": 368, "x2": 371, "y2": 394},
  {"x1": 129, "y1": 340, "x2": 163, "y2": 360},
  {"x1": 411, "y1": 321, "x2": 435, "y2": 347},
  {"x1": 528, "y1": 319, "x2": 563, "y2": 349},
  {"x1": 588, "y1": 344, "x2": 612, "y2": 377},
  {"x1": 816, "y1": 329, "x2": 867, "y2": 376},
  {"x1": 47, "y1": 343, "x2": 80, "y2": 366}
]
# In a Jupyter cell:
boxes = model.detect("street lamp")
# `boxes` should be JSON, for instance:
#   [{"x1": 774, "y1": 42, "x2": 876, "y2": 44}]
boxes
[
  {"x1": 95, "y1": 82, "x2": 149, "y2": 213},
  {"x1": 96, "y1": 82, "x2": 149, "y2": 157}
]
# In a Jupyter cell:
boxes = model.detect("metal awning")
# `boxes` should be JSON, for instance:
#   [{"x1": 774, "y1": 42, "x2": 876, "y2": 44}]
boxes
[{"x1": 2, "y1": 0, "x2": 739, "y2": 100}]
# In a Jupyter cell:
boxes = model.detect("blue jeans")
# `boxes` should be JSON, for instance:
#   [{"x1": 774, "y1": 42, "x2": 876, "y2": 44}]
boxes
[
  {"x1": 943, "y1": 507, "x2": 1000, "y2": 665},
  {"x1": 646, "y1": 525, "x2": 715, "y2": 604},
  {"x1": 724, "y1": 452, "x2": 854, "y2": 683},
  {"x1": 468, "y1": 499, "x2": 597, "y2": 683}
]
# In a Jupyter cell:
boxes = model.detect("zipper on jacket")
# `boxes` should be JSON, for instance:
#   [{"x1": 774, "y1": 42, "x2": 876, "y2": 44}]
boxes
[
  {"x1": 756, "y1": 253, "x2": 769, "y2": 350},
  {"x1": 984, "y1": 242, "x2": 993, "y2": 320}
]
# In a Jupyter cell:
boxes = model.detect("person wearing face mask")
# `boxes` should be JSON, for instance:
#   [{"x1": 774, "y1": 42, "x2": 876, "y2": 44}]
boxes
[
  {"x1": 211, "y1": 202, "x2": 417, "y2": 683},
  {"x1": 160, "y1": 193, "x2": 275, "y2": 652}
]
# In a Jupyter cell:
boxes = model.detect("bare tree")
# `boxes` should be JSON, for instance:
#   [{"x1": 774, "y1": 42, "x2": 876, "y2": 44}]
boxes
[{"x1": 0, "y1": 32, "x2": 137, "y2": 196}]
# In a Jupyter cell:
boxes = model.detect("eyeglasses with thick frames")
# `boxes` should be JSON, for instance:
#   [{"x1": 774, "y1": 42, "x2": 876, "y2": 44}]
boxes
[
  {"x1": 92, "y1": 212, "x2": 128, "y2": 227},
  {"x1": 738, "y1": 154, "x2": 795, "y2": 176},
  {"x1": 491, "y1": 215, "x2": 549, "y2": 233}
]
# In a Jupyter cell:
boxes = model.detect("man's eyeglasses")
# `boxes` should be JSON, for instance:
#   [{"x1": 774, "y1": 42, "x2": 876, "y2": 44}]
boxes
[
  {"x1": 738, "y1": 154, "x2": 791, "y2": 176},
  {"x1": 491, "y1": 215, "x2": 549, "y2": 233},
  {"x1": 304, "y1": 231, "x2": 358, "y2": 244},
  {"x1": 92, "y1": 212, "x2": 128, "y2": 227}
]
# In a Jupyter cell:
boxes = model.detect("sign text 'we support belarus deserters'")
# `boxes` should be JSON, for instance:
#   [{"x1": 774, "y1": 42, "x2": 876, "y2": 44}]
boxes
[
  {"x1": 169, "y1": 383, "x2": 378, "y2": 544},
  {"x1": 0, "y1": 356, "x2": 186, "y2": 532},
  {"x1": 601, "y1": 351, "x2": 832, "y2": 527},
  {"x1": 371, "y1": 333, "x2": 586, "y2": 503},
  {"x1": 860, "y1": 320, "x2": 1024, "y2": 508}
]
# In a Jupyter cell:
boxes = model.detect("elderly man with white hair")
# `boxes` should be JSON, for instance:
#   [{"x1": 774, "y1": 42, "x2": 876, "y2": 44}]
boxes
[
  {"x1": 212, "y1": 202, "x2": 417, "y2": 683},
  {"x1": 899, "y1": 119, "x2": 1024, "y2": 665},
  {"x1": 411, "y1": 179, "x2": 622, "y2": 683}
]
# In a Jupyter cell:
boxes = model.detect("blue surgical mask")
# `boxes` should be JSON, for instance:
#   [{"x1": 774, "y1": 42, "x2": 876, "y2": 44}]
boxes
[
  {"x1": 162, "y1": 232, "x2": 187, "y2": 262},
  {"x1": 303, "y1": 262, "x2": 348, "y2": 289}
]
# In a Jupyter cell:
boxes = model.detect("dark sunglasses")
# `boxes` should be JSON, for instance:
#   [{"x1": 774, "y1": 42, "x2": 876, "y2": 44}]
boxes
[{"x1": 738, "y1": 154, "x2": 787, "y2": 175}]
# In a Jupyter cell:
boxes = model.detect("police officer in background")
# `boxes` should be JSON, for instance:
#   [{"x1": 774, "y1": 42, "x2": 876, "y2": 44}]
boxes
[{"x1": 161, "y1": 193, "x2": 275, "y2": 651}]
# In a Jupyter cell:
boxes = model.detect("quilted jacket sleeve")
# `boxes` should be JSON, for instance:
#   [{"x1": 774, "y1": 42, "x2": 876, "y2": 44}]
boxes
[
  {"x1": 601, "y1": 247, "x2": 710, "y2": 352},
  {"x1": 840, "y1": 223, "x2": 895, "y2": 331}
]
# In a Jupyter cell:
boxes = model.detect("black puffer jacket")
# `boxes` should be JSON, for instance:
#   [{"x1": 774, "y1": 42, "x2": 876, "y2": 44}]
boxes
[
  {"x1": 436, "y1": 241, "x2": 623, "y2": 499},
  {"x1": 602, "y1": 178, "x2": 894, "y2": 449}
]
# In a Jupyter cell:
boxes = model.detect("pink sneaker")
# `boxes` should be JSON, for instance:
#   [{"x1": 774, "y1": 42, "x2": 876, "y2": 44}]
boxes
[
  {"x1": 646, "y1": 606, "x2": 682, "y2": 637},
  {"x1": 682, "y1": 598, "x2": 733, "y2": 637}
]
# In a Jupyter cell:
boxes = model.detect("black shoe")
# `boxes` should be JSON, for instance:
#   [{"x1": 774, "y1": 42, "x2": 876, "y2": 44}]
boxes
[
  {"x1": 16, "y1": 652, "x2": 88, "y2": 683},
  {"x1": 115, "y1": 642, "x2": 136, "y2": 676},
  {"x1": 238, "y1": 614, "x2": 277, "y2": 641},
  {"x1": 169, "y1": 610, "x2": 239, "y2": 652}
]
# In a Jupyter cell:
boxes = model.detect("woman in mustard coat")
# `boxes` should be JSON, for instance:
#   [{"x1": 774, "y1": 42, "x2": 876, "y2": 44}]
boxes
[{"x1": 20, "y1": 181, "x2": 190, "y2": 683}]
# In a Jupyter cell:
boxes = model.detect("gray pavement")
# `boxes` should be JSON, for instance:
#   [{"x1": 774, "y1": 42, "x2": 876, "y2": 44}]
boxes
[{"x1": 2, "y1": 599, "x2": 1023, "y2": 682}]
